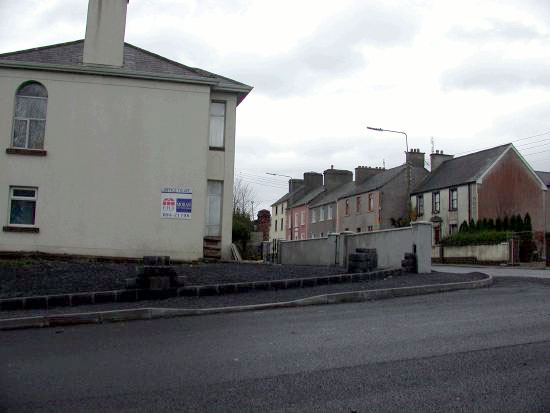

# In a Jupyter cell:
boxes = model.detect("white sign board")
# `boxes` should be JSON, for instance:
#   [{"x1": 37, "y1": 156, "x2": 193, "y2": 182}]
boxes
[{"x1": 160, "y1": 187, "x2": 192, "y2": 219}]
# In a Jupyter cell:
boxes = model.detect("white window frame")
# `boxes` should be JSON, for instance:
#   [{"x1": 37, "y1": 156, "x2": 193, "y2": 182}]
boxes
[
  {"x1": 327, "y1": 205, "x2": 333, "y2": 220},
  {"x1": 12, "y1": 83, "x2": 48, "y2": 150},
  {"x1": 300, "y1": 211, "x2": 305, "y2": 225},
  {"x1": 311, "y1": 209, "x2": 316, "y2": 223},
  {"x1": 208, "y1": 101, "x2": 226, "y2": 149},
  {"x1": 8, "y1": 186, "x2": 38, "y2": 227},
  {"x1": 368, "y1": 193, "x2": 374, "y2": 212},
  {"x1": 288, "y1": 215, "x2": 292, "y2": 229},
  {"x1": 320, "y1": 207, "x2": 325, "y2": 221},
  {"x1": 294, "y1": 213, "x2": 298, "y2": 227}
]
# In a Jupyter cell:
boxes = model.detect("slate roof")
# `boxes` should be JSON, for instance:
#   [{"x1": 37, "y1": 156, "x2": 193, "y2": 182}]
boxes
[
  {"x1": 341, "y1": 165, "x2": 408, "y2": 199},
  {"x1": 411, "y1": 144, "x2": 511, "y2": 194},
  {"x1": 289, "y1": 186, "x2": 325, "y2": 208},
  {"x1": 308, "y1": 181, "x2": 356, "y2": 208},
  {"x1": 271, "y1": 186, "x2": 304, "y2": 206},
  {"x1": 536, "y1": 171, "x2": 550, "y2": 187},
  {"x1": 0, "y1": 40, "x2": 252, "y2": 102}
]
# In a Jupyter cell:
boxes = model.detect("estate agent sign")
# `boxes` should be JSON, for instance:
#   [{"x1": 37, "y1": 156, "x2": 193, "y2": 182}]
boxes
[{"x1": 161, "y1": 187, "x2": 192, "y2": 219}]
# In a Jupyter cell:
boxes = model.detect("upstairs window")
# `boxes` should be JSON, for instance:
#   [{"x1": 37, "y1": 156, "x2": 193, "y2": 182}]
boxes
[
  {"x1": 368, "y1": 193, "x2": 374, "y2": 212},
  {"x1": 327, "y1": 205, "x2": 333, "y2": 220},
  {"x1": 345, "y1": 199, "x2": 350, "y2": 215},
  {"x1": 12, "y1": 82, "x2": 48, "y2": 150},
  {"x1": 432, "y1": 191, "x2": 440, "y2": 214},
  {"x1": 319, "y1": 207, "x2": 325, "y2": 221},
  {"x1": 449, "y1": 188, "x2": 458, "y2": 211},
  {"x1": 417, "y1": 195, "x2": 424, "y2": 216},
  {"x1": 300, "y1": 211, "x2": 305, "y2": 225},
  {"x1": 356, "y1": 196, "x2": 361, "y2": 213},
  {"x1": 311, "y1": 209, "x2": 316, "y2": 223},
  {"x1": 209, "y1": 101, "x2": 225, "y2": 148}
]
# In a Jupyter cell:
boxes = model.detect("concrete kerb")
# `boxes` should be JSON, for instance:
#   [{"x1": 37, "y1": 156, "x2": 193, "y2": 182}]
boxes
[{"x1": 0, "y1": 274, "x2": 493, "y2": 331}]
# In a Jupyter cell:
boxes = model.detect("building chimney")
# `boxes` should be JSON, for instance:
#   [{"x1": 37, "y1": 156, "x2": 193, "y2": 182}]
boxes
[
  {"x1": 430, "y1": 150, "x2": 454, "y2": 172},
  {"x1": 288, "y1": 178, "x2": 303, "y2": 193},
  {"x1": 303, "y1": 172, "x2": 323, "y2": 190},
  {"x1": 83, "y1": 0, "x2": 128, "y2": 67},
  {"x1": 405, "y1": 148, "x2": 425, "y2": 168},
  {"x1": 354, "y1": 166, "x2": 385, "y2": 184},
  {"x1": 323, "y1": 168, "x2": 353, "y2": 190}
]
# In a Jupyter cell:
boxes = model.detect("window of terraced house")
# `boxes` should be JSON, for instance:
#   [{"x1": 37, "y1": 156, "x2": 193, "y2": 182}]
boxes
[
  {"x1": 449, "y1": 188, "x2": 458, "y2": 211},
  {"x1": 328, "y1": 205, "x2": 333, "y2": 220},
  {"x1": 275, "y1": 220, "x2": 278, "y2": 231},
  {"x1": 417, "y1": 195, "x2": 424, "y2": 216},
  {"x1": 368, "y1": 225, "x2": 373, "y2": 232},
  {"x1": 356, "y1": 196, "x2": 361, "y2": 213},
  {"x1": 320, "y1": 207, "x2": 325, "y2": 221},
  {"x1": 356, "y1": 227, "x2": 361, "y2": 233},
  {"x1": 280, "y1": 218, "x2": 283, "y2": 230},
  {"x1": 209, "y1": 101, "x2": 225, "y2": 148},
  {"x1": 368, "y1": 193, "x2": 374, "y2": 212},
  {"x1": 432, "y1": 191, "x2": 440, "y2": 214},
  {"x1": 449, "y1": 223, "x2": 458, "y2": 235},
  {"x1": 12, "y1": 82, "x2": 48, "y2": 150},
  {"x1": 275, "y1": 205, "x2": 278, "y2": 215},
  {"x1": 311, "y1": 209, "x2": 316, "y2": 223},
  {"x1": 345, "y1": 199, "x2": 350, "y2": 215},
  {"x1": 300, "y1": 211, "x2": 305, "y2": 225},
  {"x1": 294, "y1": 213, "x2": 298, "y2": 227}
]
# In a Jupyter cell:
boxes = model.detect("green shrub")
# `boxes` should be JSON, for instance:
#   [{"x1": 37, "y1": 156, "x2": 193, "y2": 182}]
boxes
[{"x1": 441, "y1": 231, "x2": 510, "y2": 246}]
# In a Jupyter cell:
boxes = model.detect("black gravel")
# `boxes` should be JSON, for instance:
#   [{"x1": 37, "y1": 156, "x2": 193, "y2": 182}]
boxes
[
  {"x1": 0, "y1": 258, "x2": 346, "y2": 298},
  {"x1": 0, "y1": 272, "x2": 487, "y2": 319}
]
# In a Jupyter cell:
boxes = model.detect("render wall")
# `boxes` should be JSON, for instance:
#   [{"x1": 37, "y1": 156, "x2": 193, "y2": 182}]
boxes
[
  {"x1": 308, "y1": 202, "x2": 336, "y2": 238},
  {"x1": 278, "y1": 222, "x2": 432, "y2": 273},
  {"x1": 0, "y1": 68, "x2": 237, "y2": 260},
  {"x1": 269, "y1": 200, "x2": 287, "y2": 241},
  {"x1": 337, "y1": 190, "x2": 381, "y2": 233},
  {"x1": 431, "y1": 243, "x2": 509, "y2": 262}
]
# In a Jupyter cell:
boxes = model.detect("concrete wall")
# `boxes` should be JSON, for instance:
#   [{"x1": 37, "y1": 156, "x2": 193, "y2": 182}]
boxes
[
  {"x1": 432, "y1": 243, "x2": 509, "y2": 262},
  {"x1": 278, "y1": 222, "x2": 432, "y2": 273},
  {"x1": 279, "y1": 236, "x2": 337, "y2": 266},
  {"x1": 0, "y1": 68, "x2": 238, "y2": 260}
]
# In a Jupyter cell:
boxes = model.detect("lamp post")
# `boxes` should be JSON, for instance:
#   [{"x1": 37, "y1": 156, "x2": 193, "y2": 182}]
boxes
[{"x1": 366, "y1": 126, "x2": 412, "y2": 219}]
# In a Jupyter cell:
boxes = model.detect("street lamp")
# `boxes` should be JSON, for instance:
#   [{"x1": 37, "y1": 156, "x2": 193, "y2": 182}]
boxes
[
  {"x1": 366, "y1": 126, "x2": 408, "y2": 152},
  {"x1": 367, "y1": 125, "x2": 412, "y2": 219},
  {"x1": 266, "y1": 172, "x2": 293, "y2": 178}
]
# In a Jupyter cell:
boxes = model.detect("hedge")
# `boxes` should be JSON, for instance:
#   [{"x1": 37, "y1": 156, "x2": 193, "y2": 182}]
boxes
[{"x1": 441, "y1": 231, "x2": 510, "y2": 247}]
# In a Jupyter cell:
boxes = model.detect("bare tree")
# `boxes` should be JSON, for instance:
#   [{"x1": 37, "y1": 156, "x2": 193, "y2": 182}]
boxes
[{"x1": 233, "y1": 176, "x2": 257, "y2": 218}]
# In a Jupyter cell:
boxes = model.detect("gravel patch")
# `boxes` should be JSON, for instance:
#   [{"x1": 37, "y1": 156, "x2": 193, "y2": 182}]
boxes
[
  {"x1": 0, "y1": 259, "x2": 345, "y2": 299},
  {"x1": 0, "y1": 272, "x2": 487, "y2": 320}
]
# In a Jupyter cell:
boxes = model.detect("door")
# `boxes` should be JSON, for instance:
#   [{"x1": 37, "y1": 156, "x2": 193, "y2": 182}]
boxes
[{"x1": 206, "y1": 180, "x2": 222, "y2": 237}]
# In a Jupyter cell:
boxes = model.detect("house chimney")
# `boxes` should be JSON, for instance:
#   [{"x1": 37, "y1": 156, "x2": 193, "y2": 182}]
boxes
[
  {"x1": 288, "y1": 178, "x2": 303, "y2": 193},
  {"x1": 303, "y1": 172, "x2": 323, "y2": 189},
  {"x1": 83, "y1": 0, "x2": 128, "y2": 67},
  {"x1": 430, "y1": 150, "x2": 454, "y2": 172},
  {"x1": 323, "y1": 168, "x2": 353, "y2": 190},
  {"x1": 405, "y1": 148, "x2": 425, "y2": 168},
  {"x1": 354, "y1": 166, "x2": 385, "y2": 184}
]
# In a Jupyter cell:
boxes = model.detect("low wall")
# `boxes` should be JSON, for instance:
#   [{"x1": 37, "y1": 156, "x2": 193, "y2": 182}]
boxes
[
  {"x1": 279, "y1": 236, "x2": 337, "y2": 266},
  {"x1": 432, "y1": 243, "x2": 509, "y2": 264},
  {"x1": 277, "y1": 222, "x2": 432, "y2": 273}
]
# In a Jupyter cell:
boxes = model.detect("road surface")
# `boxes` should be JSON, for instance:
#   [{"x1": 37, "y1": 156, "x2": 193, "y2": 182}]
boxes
[{"x1": 1, "y1": 277, "x2": 550, "y2": 412}]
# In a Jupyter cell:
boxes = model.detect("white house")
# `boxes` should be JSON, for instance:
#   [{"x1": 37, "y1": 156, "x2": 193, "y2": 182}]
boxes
[{"x1": 0, "y1": 0, "x2": 252, "y2": 260}]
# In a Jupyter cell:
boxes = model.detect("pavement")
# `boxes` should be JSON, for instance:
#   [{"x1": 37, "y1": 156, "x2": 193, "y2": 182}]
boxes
[
  {"x1": 1, "y1": 276, "x2": 549, "y2": 412},
  {"x1": 434, "y1": 263, "x2": 550, "y2": 278}
]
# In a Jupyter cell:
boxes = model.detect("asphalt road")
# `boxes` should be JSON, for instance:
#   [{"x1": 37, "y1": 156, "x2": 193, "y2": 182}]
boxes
[{"x1": 2, "y1": 278, "x2": 550, "y2": 412}]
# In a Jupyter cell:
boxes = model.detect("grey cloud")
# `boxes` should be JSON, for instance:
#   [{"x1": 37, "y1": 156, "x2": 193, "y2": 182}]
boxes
[
  {"x1": 220, "y1": 2, "x2": 423, "y2": 97},
  {"x1": 442, "y1": 53, "x2": 550, "y2": 93},
  {"x1": 448, "y1": 19, "x2": 546, "y2": 42}
]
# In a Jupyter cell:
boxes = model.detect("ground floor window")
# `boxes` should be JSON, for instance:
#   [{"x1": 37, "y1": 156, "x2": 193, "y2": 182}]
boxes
[
  {"x1": 356, "y1": 227, "x2": 361, "y2": 233},
  {"x1": 368, "y1": 225, "x2": 373, "y2": 232},
  {"x1": 206, "y1": 180, "x2": 222, "y2": 236},
  {"x1": 9, "y1": 187, "x2": 37, "y2": 226},
  {"x1": 449, "y1": 223, "x2": 458, "y2": 235}
]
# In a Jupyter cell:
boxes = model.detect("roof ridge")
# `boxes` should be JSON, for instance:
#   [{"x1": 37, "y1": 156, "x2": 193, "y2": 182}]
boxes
[
  {"x1": 0, "y1": 39, "x2": 84, "y2": 58},
  {"x1": 447, "y1": 143, "x2": 511, "y2": 162}
]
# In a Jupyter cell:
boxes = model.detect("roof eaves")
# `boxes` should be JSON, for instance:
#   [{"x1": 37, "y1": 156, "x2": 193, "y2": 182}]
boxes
[{"x1": 0, "y1": 59, "x2": 220, "y2": 86}]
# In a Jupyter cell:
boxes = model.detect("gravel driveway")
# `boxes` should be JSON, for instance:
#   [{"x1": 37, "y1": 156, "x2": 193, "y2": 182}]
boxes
[{"x1": 0, "y1": 258, "x2": 346, "y2": 298}]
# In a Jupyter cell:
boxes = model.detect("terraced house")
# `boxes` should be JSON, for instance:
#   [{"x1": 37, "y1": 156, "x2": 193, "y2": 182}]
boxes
[
  {"x1": 337, "y1": 150, "x2": 429, "y2": 233},
  {"x1": 410, "y1": 144, "x2": 548, "y2": 256},
  {"x1": 0, "y1": 0, "x2": 251, "y2": 260}
]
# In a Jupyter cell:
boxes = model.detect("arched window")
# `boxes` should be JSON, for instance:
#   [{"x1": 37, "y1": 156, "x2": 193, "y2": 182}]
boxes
[{"x1": 12, "y1": 82, "x2": 48, "y2": 149}]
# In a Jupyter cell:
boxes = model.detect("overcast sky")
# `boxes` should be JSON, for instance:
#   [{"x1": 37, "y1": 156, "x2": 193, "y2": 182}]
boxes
[{"x1": 1, "y1": 0, "x2": 550, "y2": 213}]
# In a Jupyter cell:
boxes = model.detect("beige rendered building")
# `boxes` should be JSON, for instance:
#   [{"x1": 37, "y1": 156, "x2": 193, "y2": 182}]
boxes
[{"x1": 0, "y1": 0, "x2": 251, "y2": 260}]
